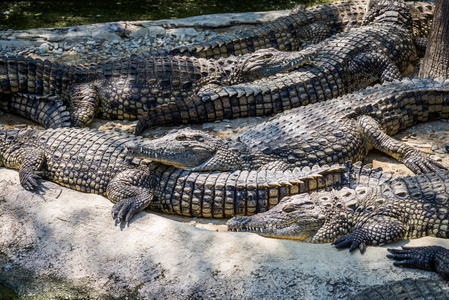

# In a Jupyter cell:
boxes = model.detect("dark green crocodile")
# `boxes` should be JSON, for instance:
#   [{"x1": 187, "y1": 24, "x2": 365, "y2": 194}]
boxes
[
  {"x1": 0, "y1": 48, "x2": 311, "y2": 128},
  {"x1": 134, "y1": 0, "x2": 419, "y2": 134},
  {"x1": 127, "y1": 78, "x2": 447, "y2": 174},
  {"x1": 227, "y1": 169, "x2": 449, "y2": 253},
  {"x1": 0, "y1": 124, "x2": 396, "y2": 220},
  {"x1": 169, "y1": 0, "x2": 434, "y2": 59}
]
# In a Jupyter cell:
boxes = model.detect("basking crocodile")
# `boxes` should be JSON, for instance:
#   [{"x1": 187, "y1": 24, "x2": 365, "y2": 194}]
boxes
[
  {"x1": 0, "y1": 124, "x2": 395, "y2": 220},
  {"x1": 134, "y1": 0, "x2": 419, "y2": 134},
  {"x1": 169, "y1": 0, "x2": 368, "y2": 59},
  {"x1": 169, "y1": 0, "x2": 434, "y2": 59},
  {"x1": 227, "y1": 170, "x2": 449, "y2": 253},
  {"x1": 127, "y1": 78, "x2": 447, "y2": 174},
  {"x1": 0, "y1": 48, "x2": 310, "y2": 128}
]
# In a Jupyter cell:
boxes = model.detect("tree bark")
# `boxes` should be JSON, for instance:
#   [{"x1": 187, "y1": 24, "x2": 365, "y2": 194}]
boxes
[{"x1": 418, "y1": 0, "x2": 449, "y2": 79}]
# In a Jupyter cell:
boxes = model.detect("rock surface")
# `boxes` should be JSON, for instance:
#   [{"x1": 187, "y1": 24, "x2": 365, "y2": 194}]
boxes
[{"x1": 1, "y1": 167, "x2": 449, "y2": 299}]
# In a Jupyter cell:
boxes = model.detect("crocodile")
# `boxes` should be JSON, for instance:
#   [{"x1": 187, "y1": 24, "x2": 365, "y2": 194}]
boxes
[
  {"x1": 227, "y1": 169, "x2": 449, "y2": 253},
  {"x1": 0, "y1": 47, "x2": 311, "y2": 128},
  {"x1": 169, "y1": 0, "x2": 369, "y2": 59},
  {"x1": 0, "y1": 124, "x2": 396, "y2": 220},
  {"x1": 127, "y1": 78, "x2": 447, "y2": 175},
  {"x1": 134, "y1": 0, "x2": 420, "y2": 134},
  {"x1": 168, "y1": 0, "x2": 434, "y2": 59}
]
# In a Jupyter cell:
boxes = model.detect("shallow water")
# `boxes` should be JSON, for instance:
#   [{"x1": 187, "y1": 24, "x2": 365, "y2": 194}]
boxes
[{"x1": 0, "y1": 0, "x2": 329, "y2": 30}]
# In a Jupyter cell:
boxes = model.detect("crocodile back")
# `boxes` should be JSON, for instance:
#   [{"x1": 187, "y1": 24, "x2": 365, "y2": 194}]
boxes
[{"x1": 34, "y1": 128, "x2": 143, "y2": 195}]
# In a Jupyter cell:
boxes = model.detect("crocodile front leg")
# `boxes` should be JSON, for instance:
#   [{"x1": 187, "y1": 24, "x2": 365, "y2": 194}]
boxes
[
  {"x1": 19, "y1": 150, "x2": 46, "y2": 190},
  {"x1": 387, "y1": 246, "x2": 449, "y2": 279},
  {"x1": 357, "y1": 115, "x2": 446, "y2": 173},
  {"x1": 4, "y1": 147, "x2": 46, "y2": 190},
  {"x1": 331, "y1": 215, "x2": 407, "y2": 253},
  {"x1": 108, "y1": 168, "x2": 155, "y2": 223}
]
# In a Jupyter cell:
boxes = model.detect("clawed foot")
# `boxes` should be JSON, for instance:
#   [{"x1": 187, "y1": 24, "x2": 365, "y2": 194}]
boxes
[
  {"x1": 21, "y1": 171, "x2": 44, "y2": 190},
  {"x1": 387, "y1": 246, "x2": 440, "y2": 270},
  {"x1": 331, "y1": 230, "x2": 368, "y2": 253},
  {"x1": 401, "y1": 150, "x2": 446, "y2": 174},
  {"x1": 111, "y1": 196, "x2": 152, "y2": 223}
]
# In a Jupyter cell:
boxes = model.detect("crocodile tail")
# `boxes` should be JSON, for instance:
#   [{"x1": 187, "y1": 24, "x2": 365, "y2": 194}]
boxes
[
  {"x1": 134, "y1": 101, "x2": 184, "y2": 135},
  {"x1": 0, "y1": 93, "x2": 71, "y2": 128},
  {"x1": 150, "y1": 162, "x2": 351, "y2": 218},
  {"x1": 0, "y1": 55, "x2": 68, "y2": 96}
]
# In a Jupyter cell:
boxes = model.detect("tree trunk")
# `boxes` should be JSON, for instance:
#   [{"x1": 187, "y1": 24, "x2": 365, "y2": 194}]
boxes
[{"x1": 418, "y1": 0, "x2": 449, "y2": 79}]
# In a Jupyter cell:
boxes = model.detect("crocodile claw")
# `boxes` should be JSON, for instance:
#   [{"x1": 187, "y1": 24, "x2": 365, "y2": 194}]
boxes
[
  {"x1": 111, "y1": 195, "x2": 153, "y2": 223},
  {"x1": 332, "y1": 231, "x2": 367, "y2": 254},
  {"x1": 400, "y1": 150, "x2": 446, "y2": 174},
  {"x1": 112, "y1": 198, "x2": 137, "y2": 223},
  {"x1": 387, "y1": 246, "x2": 441, "y2": 270},
  {"x1": 21, "y1": 171, "x2": 44, "y2": 191}
]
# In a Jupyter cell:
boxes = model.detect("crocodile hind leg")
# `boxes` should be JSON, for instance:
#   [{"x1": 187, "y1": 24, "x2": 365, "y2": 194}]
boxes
[
  {"x1": 108, "y1": 168, "x2": 155, "y2": 223},
  {"x1": 68, "y1": 84, "x2": 98, "y2": 127},
  {"x1": 387, "y1": 246, "x2": 449, "y2": 279},
  {"x1": 357, "y1": 115, "x2": 446, "y2": 173},
  {"x1": 347, "y1": 52, "x2": 402, "y2": 87},
  {"x1": 0, "y1": 92, "x2": 71, "y2": 128}
]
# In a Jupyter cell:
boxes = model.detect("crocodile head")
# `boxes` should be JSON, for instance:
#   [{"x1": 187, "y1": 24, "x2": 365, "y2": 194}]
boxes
[
  {"x1": 227, "y1": 189, "x2": 356, "y2": 241},
  {"x1": 125, "y1": 128, "x2": 244, "y2": 171},
  {"x1": 241, "y1": 48, "x2": 316, "y2": 81}
]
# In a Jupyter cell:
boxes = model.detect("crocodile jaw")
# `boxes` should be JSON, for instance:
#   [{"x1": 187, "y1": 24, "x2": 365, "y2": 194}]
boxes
[
  {"x1": 125, "y1": 141, "x2": 215, "y2": 169},
  {"x1": 227, "y1": 214, "x2": 325, "y2": 241}
]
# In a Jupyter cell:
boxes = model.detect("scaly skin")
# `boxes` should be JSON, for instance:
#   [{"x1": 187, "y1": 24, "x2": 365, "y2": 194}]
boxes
[
  {"x1": 388, "y1": 246, "x2": 449, "y2": 280},
  {"x1": 351, "y1": 278, "x2": 449, "y2": 299},
  {"x1": 0, "y1": 48, "x2": 311, "y2": 128},
  {"x1": 0, "y1": 127, "x2": 155, "y2": 223},
  {"x1": 169, "y1": 0, "x2": 434, "y2": 59},
  {"x1": 127, "y1": 78, "x2": 448, "y2": 174},
  {"x1": 135, "y1": 0, "x2": 419, "y2": 134},
  {"x1": 227, "y1": 170, "x2": 449, "y2": 253},
  {"x1": 0, "y1": 125, "x2": 395, "y2": 219},
  {"x1": 170, "y1": 0, "x2": 369, "y2": 59},
  {"x1": 145, "y1": 161, "x2": 390, "y2": 218}
]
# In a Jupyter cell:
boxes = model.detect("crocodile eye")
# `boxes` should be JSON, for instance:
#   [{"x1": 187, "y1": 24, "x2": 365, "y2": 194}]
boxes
[
  {"x1": 194, "y1": 135, "x2": 204, "y2": 142},
  {"x1": 176, "y1": 135, "x2": 186, "y2": 141},
  {"x1": 282, "y1": 204, "x2": 296, "y2": 212}
]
